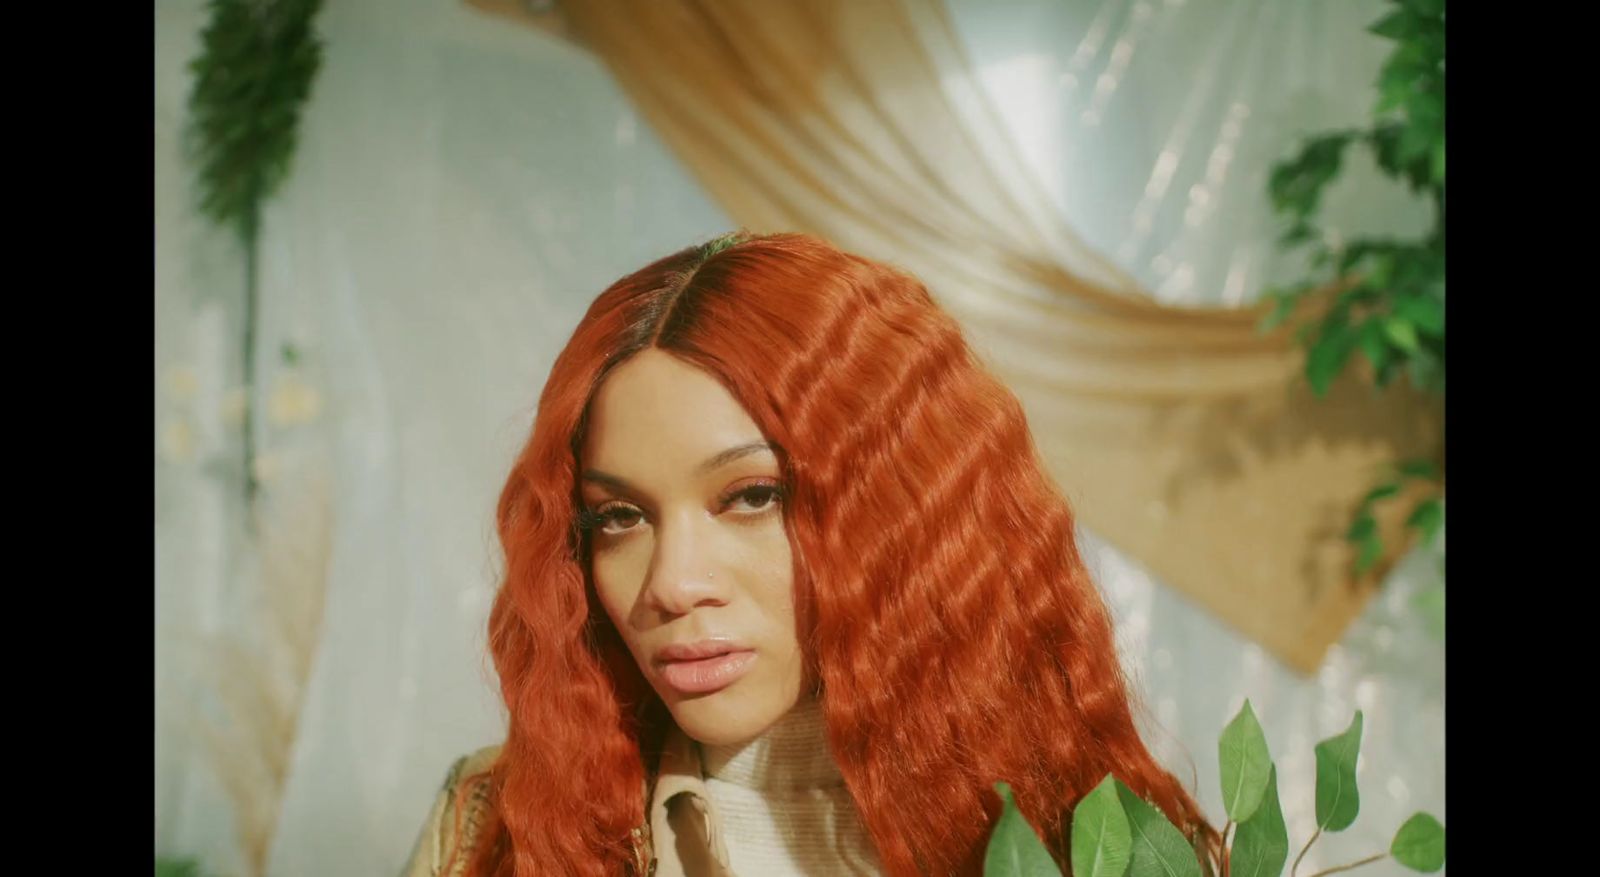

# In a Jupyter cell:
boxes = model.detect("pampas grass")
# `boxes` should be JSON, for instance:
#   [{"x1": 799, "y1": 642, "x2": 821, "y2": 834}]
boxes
[{"x1": 189, "y1": 463, "x2": 332, "y2": 877}]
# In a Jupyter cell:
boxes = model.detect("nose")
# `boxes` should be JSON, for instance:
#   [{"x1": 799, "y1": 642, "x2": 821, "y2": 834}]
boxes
[{"x1": 640, "y1": 509, "x2": 728, "y2": 618}]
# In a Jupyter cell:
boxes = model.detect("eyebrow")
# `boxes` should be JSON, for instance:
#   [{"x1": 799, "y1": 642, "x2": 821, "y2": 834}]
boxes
[{"x1": 581, "y1": 440, "x2": 779, "y2": 492}]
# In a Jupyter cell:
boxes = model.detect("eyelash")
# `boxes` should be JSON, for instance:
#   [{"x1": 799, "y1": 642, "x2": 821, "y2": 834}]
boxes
[{"x1": 576, "y1": 482, "x2": 786, "y2": 536}]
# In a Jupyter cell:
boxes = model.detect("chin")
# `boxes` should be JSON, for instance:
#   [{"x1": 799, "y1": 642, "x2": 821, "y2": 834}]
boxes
[{"x1": 666, "y1": 692, "x2": 778, "y2": 746}]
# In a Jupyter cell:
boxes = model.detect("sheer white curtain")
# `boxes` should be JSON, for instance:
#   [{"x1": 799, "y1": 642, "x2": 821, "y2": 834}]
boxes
[
  {"x1": 156, "y1": 0, "x2": 729, "y2": 873},
  {"x1": 252, "y1": 3, "x2": 734, "y2": 872},
  {"x1": 951, "y1": 0, "x2": 1433, "y2": 304},
  {"x1": 155, "y1": 0, "x2": 1442, "y2": 874},
  {"x1": 951, "y1": 1, "x2": 1444, "y2": 873}
]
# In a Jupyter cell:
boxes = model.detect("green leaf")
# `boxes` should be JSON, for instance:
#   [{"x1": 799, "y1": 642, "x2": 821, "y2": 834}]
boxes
[
  {"x1": 1355, "y1": 532, "x2": 1385, "y2": 576},
  {"x1": 1392, "y1": 294, "x2": 1444, "y2": 336},
  {"x1": 1390, "y1": 812, "x2": 1446, "y2": 872},
  {"x1": 1229, "y1": 766, "x2": 1289, "y2": 877},
  {"x1": 1346, "y1": 513, "x2": 1376, "y2": 542},
  {"x1": 1375, "y1": 47, "x2": 1434, "y2": 117},
  {"x1": 1314, "y1": 712, "x2": 1364, "y2": 832},
  {"x1": 1405, "y1": 87, "x2": 1444, "y2": 133},
  {"x1": 1364, "y1": 252, "x2": 1396, "y2": 290},
  {"x1": 1406, "y1": 498, "x2": 1444, "y2": 544},
  {"x1": 1357, "y1": 319, "x2": 1391, "y2": 376},
  {"x1": 1407, "y1": 355, "x2": 1442, "y2": 395},
  {"x1": 1071, "y1": 775, "x2": 1134, "y2": 877},
  {"x1": 1365, "y1": 123, "x2": 1434, "y2": 193},
  {"x1": 1335, "y1": 282, "x2": 1380, "y2": 309},
  {"x1": 1306, "y1": 323, "x2": 1357, "y2": 396},
  {"x1": 1397, "y1": 459, "x2": 1439, "y2": 481},
  {"x1": 1367, "y1": 10, "x2": 1414, "y2": 40},
  {"x1": 1402, "y1": 0, "x2": 1445, "y2": 19},
  {"x1": 1269, "y1": 133, "x2": 1355, "y2": 220},
  {"x1": 1362, "y1": 482, "x2": 1401, "y2": 506},
  {"x1": 1374, "y1": 357, "x2": 1399, "y2": 388},
  {"x1": 1397, "y1": 120, "x2": 1435, "y2": 166},
  {"x1": 1383, "y1": 315, "x2": 1420, "y2": 353},
  {"x1": 1385, "y1": 250, "x2": 1427, "y2": 298},
  {"x1": 1431, "y1": 140, "x2": 1445, "y2": 184},
  {"x1": 1113, "y1": 781, "x2": 1203, "y2": 877},
  {"x1": 1260, "y1": 292, "x2": 1299, "y2": 332},
  {"x1": 1375, "y1": 76, "x2": 1411, "y2": 115},
  {"x1": 155, "y1": 859, "x2": 202, "y2": 877},
  {"x1": 1278, "y1": 221, "x2": 1317, "y2": 247},
  {"x1": 1337, "y1": 240, "x2": 1379, "y2": 273},
  {"x1": 986, "y1": 782, "x2": 1064, "y2": 877},
  {"x1": 1218, "y1": 700, "x2": 1273, "y2": 822}
]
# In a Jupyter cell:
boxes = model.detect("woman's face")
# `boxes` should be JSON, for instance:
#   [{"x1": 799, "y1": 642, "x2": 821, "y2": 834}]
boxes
[{"x1": 580, "y1": 349, "x2": 804, "y2": 746}]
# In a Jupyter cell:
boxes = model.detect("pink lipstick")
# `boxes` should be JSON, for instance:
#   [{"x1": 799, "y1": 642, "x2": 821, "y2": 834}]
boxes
[{"x1": 655, "y1": 640, "x2": 756, "y2": 695}]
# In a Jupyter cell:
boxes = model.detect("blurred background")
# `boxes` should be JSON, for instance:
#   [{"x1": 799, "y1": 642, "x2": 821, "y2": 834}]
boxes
[{"x1": 154, "y1": 0, "x2": 1445, "y2": 875}]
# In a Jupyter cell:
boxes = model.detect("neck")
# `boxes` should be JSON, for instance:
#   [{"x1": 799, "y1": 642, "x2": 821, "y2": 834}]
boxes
[{"x1": 700, "y1": 698, "x2": 843, "y2": 791}]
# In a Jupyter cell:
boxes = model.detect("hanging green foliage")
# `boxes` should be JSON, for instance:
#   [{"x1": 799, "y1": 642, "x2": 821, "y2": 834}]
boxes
[
  {"x1": 185, "y1": 0, "x2": 325, "y2": 500},
  {"x1": 1260, "y1": 0, "x2": 1444, "y2": 596},
  {"x1": 186, "y1": 0, "x2": 325, "y2": 241}
]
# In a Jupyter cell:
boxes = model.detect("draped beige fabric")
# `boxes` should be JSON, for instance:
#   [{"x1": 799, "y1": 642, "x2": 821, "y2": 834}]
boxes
[{"x1": 472, "y1": 0, "x2": 1442, "y2": 674}]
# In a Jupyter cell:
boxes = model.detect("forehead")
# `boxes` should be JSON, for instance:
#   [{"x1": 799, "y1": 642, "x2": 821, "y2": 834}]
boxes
[{"x1": 581, "y1": 349, "x2": 766, "y2": 469}]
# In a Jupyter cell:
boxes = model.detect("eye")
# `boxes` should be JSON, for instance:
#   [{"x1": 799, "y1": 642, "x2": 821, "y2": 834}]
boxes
[
  {"x1": 583, "y1": 502, "x2": 646, "y2": 536},
  {"x1": 722, "y1": 483, "x2": 784, "y2": 514}
]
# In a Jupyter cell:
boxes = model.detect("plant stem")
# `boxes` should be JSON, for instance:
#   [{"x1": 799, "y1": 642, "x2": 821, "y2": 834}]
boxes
[
  {"x1": 1220, "y1": 820, "x2": 1234, "y2": 877},
  {"x1": 241, "y1": 212, "x2": 259, "y2": 508},
  {"x1": 1290, "y1": 827, "x2": 1321, "y2": 877},
  {"x1": 1304, "y1": 852, "x2": 1388, "y2": 877}
]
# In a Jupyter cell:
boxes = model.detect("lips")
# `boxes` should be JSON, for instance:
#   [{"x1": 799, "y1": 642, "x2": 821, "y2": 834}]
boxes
[
  {"x1": 655, "y1": 640, "x2": 757, "y2": 695},
  {"x1": 657, "y1": 639, "x2": 749, "y2": 662}
]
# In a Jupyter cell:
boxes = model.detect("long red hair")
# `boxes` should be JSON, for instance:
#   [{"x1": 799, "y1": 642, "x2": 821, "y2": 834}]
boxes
[{"x1": 462, "y1": 232, "x2": 1220, "y2": 876}]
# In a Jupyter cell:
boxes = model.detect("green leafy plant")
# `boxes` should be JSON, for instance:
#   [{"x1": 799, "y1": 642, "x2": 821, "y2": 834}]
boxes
[
  {"x1": 185, "y1": 0, "x2": 325, "y2": 501},
  {"x1": 155, "y1": 857, "x2": 219, "y2": 877},
  {"x1": 1259, "y1": 0, "x2": 1445, "y2": 594},
  {"x1": 983, "y1": 700, "x2": 1444, "y2": 876}
]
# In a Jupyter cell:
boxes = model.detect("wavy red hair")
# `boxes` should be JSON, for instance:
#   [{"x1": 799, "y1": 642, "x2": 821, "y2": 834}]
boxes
[{"x1": 462, "y1": 232, "x2": 1220, "y2": 876}]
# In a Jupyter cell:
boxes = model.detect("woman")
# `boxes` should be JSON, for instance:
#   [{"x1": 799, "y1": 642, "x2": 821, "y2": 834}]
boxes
[{"x1": 403, "y1": 232, "x2": 1219, "y2": 876}]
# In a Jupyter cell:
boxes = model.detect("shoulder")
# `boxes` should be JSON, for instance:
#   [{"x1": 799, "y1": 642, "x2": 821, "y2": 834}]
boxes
[
  {"x1": 450, "y1": 745, "x2": 503, "y2": 788},
  {"x1": 400, "y1": 745, "x2": 503, "y2": 877}
]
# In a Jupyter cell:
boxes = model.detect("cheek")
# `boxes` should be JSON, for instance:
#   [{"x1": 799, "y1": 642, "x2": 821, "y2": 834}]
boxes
[
  {"x1": 740, "y1": 524, "x2": 798, "y2": 629},
  {"x1": 590, "y1": 540, "x2": 650, "y2": 633}
]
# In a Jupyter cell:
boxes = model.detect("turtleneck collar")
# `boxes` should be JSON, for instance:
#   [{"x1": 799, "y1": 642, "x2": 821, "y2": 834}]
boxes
[
  {"x1": 648, "y1": 698, "x2": 882, "y2": 876},
  {"x1": 700, "y1": 697, "x2": 843, "y2": 792}
]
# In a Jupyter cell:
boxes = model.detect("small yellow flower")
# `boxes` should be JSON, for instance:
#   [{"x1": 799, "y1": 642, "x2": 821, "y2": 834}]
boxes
[
  {"x1": 268, "y1": 375, "x2": 322, "y2": 427},
  {"x1": 163, "y1": 365, "x2": 199, "y2": 403},
  {"x1": 160, "y1": 420, "x2": 196, "y2": 463}
]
